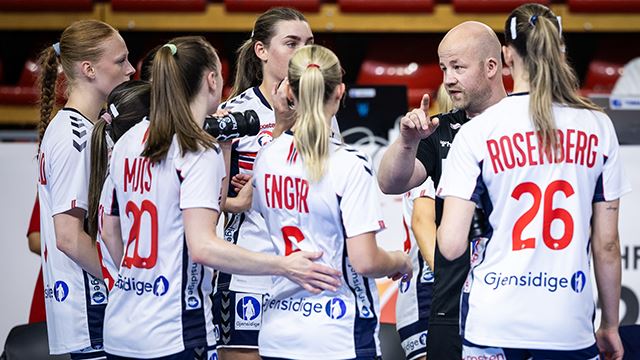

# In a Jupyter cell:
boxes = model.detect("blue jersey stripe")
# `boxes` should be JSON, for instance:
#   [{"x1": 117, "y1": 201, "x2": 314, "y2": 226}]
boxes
[
  {"x1": 82, "y1": 270, "x2": 106, "y2": 348},
  {"x1": 181, "y1": 237, "x2": 207, "y2": 349}
]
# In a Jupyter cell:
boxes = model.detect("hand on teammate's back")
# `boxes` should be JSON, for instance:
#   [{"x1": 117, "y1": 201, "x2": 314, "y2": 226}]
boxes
[{"x1": 282, "y1": 251, "x2": 342, "y2": 294}]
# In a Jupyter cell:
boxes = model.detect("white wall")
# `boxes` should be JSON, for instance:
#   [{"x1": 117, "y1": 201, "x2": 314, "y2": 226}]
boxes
[
  {"x1": 616, "y1": 147, "x2": 640, "y2": 326},
  {"x1": 0, "y1": 142, "x2": 41, "y2": 349}
]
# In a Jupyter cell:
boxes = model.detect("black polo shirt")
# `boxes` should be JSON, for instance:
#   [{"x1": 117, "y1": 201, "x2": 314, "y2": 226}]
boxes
[{"x1": 416, "y1": 108, "x2": 471, "y2": 326}]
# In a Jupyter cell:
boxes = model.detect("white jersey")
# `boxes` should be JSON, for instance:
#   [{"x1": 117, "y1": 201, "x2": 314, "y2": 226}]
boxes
[
  {"x1": 103, "y1": 120, "x2": 224, "y2": 357},
  {"x1": 218, "y1": 87, "x2": 341, "y2": 294},
  {"x1": 218, "y1": 87, "x2": 279, "y2": 293},
  {"x1": 396, "y1": 179, "x2": 435, "y2": 330},
  {"x1": 37, "y1": 108, "x2": 108, "y2": 354},
  {"x1": 252, "y1": 133, "x2": 383, "y2": 359},
  {"x1": 97, "y1": 175, "x2": 119, "y2": 290},
  {"x1": 438, "y1": 94, "x2": 632, "y2": 350}
]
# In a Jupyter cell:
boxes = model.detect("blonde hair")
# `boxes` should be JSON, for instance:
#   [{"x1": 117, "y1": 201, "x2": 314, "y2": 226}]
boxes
[
  {"x1": 505, "y1": 3, "x2": 600, "y2": 151},
  {"x1": 288, "y1": 45, "x2": 342, "y2": 182},
  {"x1": 141, "y1": 36, "x2": 219, "y2": 163},
  {"x1": 37, "y1": 20, "x2": 117, "y2": 145}
]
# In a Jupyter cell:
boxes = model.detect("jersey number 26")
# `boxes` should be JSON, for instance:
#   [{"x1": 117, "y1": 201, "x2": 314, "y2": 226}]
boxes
[{"x1": 511, "y1": 180, "x2": 575, "y2": 251}]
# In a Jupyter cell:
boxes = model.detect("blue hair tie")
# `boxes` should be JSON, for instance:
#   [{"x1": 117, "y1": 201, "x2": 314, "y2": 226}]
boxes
[
  {"x1": 529, "y1": 15, "x2": 538, "y2": 26},
  {"x1": 52, "y1": 42, "x2": 61, "y2": 56}
]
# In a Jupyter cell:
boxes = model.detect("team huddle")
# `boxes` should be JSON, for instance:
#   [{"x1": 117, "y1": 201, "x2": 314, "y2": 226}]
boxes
[{"x1": 35, "y1": 3, "x2": 628, "y2": 360}]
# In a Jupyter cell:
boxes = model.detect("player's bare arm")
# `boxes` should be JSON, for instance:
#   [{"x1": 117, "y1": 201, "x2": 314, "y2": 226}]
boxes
[
  {"x1": 412, "y1": 197, "x2": 437, "y2": 270},
  {"x1": 592, "y1": 200, "x2": 624, "y2": 360},
  {"x1": 378, "y1": 94, "x2": 439, "y2": 194},
  {"x1": 437, "y1": 196, "x2": 475, "y2": 261},
  {"x1": 53, "y1": 209, "x2": 103, "y2": 279}
]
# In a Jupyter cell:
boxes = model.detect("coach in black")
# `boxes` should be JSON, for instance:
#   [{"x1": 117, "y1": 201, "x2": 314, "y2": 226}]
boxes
[{"x1": 378, "y1": 21, "x2": 507, "y2": 359}]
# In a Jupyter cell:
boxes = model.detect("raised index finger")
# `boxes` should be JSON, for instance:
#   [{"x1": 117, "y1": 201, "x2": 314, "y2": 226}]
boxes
[{"x1": 420, "y1": 93, "x2": 430, "y2": 113}]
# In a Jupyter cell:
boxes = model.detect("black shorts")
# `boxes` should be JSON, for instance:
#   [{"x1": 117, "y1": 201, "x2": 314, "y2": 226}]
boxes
[
  {"x1": 426, "y1": 322, "x2": 461, "y2": 359},
  {"x1": 462, "y1": 340, "x2": 599, "y2": 359},
  {"x1": 211, "y1": 290, "x2": 263, "y2": 349},
  {"x1": 261, "y1": 357, "x2": 381, "y2": 360}
]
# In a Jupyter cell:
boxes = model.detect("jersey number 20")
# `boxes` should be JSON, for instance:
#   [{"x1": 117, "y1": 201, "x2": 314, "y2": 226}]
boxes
[
  {"x1": 511, "y1": 180, "x2": 574, "y2": 251},
  {"x1": 123, "y1": 200, "x2": 159, "y2": 269}
]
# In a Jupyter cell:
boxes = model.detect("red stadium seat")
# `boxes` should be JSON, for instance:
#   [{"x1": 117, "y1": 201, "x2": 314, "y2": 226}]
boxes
[
  {"x1": 0, "y1": 60, "x2": 41, "y2": 105},
  {"x1": 567, "y1": 0, "x2": 640, "y2": 13},
  {"x1": 111, "y1": 0, "x2": 206, "y2": 12},
  {"x1": 0, "y1": 60, "x2": 66, "y2": 105},
  {"x1": 581, "y1": 59, "x2": 624, "y2": 95},
  {"x1": 0, "y1": 0, "x2": 92, "y2": 11},
  {"x1": 19, "y1": 60, "x2": 40, "y2": 87},
  {"x1": 338, "y1": 0, "x2": 434, "y2": 13},
  {"x1": 224, "y1": 0, "x2": 321, "y2": 12},
  {"x1": 357, "y1": 42, "x2": 441, "y2": 109},
  {"x1": 452, "y1": 0, "x2": 550, "y2": 13}
]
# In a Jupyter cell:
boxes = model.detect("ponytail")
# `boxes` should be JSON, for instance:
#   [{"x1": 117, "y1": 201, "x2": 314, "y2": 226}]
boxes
[
  {"x1": 88, "y1": 118, "x2": 109, "y2": 240},
  {"x1": 506, "y1": 3, "x2": 600, "y2": 151},
  {"x1": 228, "y1": 39, "x2": 262, "y2": 99},
  {"x1": 142, "y1": 37, "x2": 219, "y2": 163},
  {"x1": 295, "y1": 64, "x2": 330, "y2": 181},
  {"x1": 88, "y1": 80, "x2": 150, "y2": 241},
  {"x1": 37, "y1": 46, "x2": 60, "y2": 146},
  {"x1": 288, "y1": 45, "x2": 342, "y2": 182}
]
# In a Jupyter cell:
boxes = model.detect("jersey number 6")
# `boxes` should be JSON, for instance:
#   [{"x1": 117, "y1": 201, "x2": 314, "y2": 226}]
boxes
[
  {"x1": 282, "y1": 226, "x2": 305, "y2": 256},
  {"x1": 511, "y1": 180, "x2": 575, "y2": 251}
]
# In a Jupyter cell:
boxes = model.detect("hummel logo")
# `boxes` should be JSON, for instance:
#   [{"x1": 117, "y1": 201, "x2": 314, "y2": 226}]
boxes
[
  {"x1": 440, "y1": 140, "x2": 452, "y2": 148},
  {"x1": 73, "y1": 140, "x2": 87, "y2": 152},
  {"x1": 73, "y1": 129, "x2": 87, "y2": 138}
]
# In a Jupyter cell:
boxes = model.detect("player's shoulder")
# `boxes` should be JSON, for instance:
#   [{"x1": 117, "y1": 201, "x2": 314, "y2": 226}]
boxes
[
  {"x1": 476, "y1": 94, "x2": 527, "y2": 121},
  {"x1": 112, "y1": 120, "x2": 148, "y2": 154},
  {"x1": 331, "y1": 140, "x2": 374, "y2": 175},
  {"x1": 220, "y1": 87, "x2": 270, "y2": 112},
  {"x1": 253, "y1": 132, "x2": 293, "y2": 174},
  {"x1": 171, "y1": 139, "x2": 222, "y2": 177},
  {"x1": 332, "y1": 138, "x2": 365, "y2": 158},
  {"x1": 43, "y1": 108, "x2": 93, "y2": 153},
  {"x1": 47, "y1": 108, "x2": 90, "y2": 133}
]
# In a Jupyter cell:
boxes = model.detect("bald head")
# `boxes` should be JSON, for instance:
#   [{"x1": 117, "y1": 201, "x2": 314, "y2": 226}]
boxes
[
  {"x1": 439, "y1": 21, "x2": 502, "y2": 62},
  {"x1": 438, "y1": 21, "x2": 506, "y2": 117}
]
